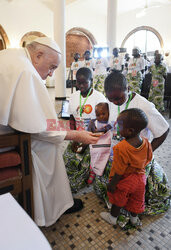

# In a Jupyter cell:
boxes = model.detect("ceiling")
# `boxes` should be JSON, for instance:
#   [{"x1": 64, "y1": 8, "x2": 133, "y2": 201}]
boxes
[
  {"x1": 65, "y1": 0, "x2": 171, "y2": 14},
  {"x1": 2, "y1": 0, "x2": 171, "y2": 14}
]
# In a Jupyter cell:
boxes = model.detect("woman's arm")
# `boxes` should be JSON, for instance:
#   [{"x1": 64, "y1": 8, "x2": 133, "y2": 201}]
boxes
[{"x1": 151, "y1": 128, "x2": 169, "y2": 151}]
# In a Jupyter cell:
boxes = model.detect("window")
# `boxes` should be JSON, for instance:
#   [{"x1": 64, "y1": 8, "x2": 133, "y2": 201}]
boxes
[
  {"x1": 121, "y1": 26, "x2": 163, "y2": 57},
  {"x1": 93, "y1": 47, "x2": 109, "y2": 58}
]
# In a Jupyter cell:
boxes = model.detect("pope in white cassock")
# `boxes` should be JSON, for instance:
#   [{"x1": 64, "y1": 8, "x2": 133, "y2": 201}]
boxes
[{"x1": 0, "y1": 37, "x2": 101, "y2": 226}]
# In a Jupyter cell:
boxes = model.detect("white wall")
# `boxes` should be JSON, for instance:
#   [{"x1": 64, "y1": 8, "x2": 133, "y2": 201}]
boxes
[
  {"x1": 66, "y1": 0, "x2": 107, "y2": 46},
  {"x1": 0, "y1": 0, "x2": 170, "y2": 53},
  {"x1": 0, "y1": 0, "x2": 53, "y2": 48},
  {"x1": 117, "y1": 5, "x2": 171, "y2": 52}
]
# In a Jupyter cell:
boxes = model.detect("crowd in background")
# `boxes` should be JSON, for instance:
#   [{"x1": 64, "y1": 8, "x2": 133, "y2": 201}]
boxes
[{"x1": 68, "y1": 46, "x2": 171, "y2": 112}]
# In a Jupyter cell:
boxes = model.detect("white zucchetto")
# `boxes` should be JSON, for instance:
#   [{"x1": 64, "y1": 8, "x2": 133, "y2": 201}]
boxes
[{"x1": 31, "y1": 37, "x2": 61, "y2": 54}]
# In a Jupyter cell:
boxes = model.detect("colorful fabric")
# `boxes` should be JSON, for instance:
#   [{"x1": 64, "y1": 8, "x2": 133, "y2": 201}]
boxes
[
  {"x1": 148, "y1": 64, "x2": 167, "y2": 112},
  {"x1": 109, "y1": 55, "x2": 124, "y2": 71},
  {"x1": 93, "y1": 74, "x2": 106, "y2": 94},
  {"x1": 126, "y1": 71, "x2": 142, "y2": 94},
  {"x1": 126, "y1": 57, "x2": 145, "y2": 94},
  {"x1": 63, "y1": 141, "x2": 90, "y2": 193},
  {"x1": 64, "y1": 89, "x2": 106, "y2": 192},
  {"x1": 108, "y1": 173, "x2": 146, "y2": 214},
  {"x1": 94, "y1": 158, "x2": 171, "y2": 215}
]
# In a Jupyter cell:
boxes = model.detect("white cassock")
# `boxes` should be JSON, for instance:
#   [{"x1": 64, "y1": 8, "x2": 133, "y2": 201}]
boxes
[{"x1": 0, "y1": 48, "x2": 74, "y2": 226}]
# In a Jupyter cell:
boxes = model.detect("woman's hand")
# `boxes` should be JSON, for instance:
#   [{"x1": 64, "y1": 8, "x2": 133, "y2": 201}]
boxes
[
  {"x1": 71, "y1": 142, "x2": 88, "y2": 154},
  {"x1": 151, "y1": 128, "x2": 169, "y2": 151},
  {"x1": 71, "y1": 141, "x2": 80, "y2": 153}
]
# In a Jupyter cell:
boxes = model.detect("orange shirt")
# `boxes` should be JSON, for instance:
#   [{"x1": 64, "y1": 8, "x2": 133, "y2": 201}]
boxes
[{"x1": 109, "y1": 138, "x2": 153, "y2": 179}]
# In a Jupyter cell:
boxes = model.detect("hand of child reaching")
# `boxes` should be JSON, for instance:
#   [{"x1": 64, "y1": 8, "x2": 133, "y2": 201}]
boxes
[
  {"x1": 71, "y1": 142, "x2": 88, "y2": 154},
  {"x1": 71, "y1": 141, "x2": 80, "y2": 153}
]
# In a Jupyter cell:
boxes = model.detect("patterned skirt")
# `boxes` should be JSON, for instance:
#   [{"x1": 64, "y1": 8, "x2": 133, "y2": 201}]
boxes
[
  {"x1": 126, "y1": 72, "x2": 143, "y2": 94},
  {"x1": 93, "y1": 74, "x2": 106, "y2": 94},
  {"x1": 94, "y1": 159, "x2": 171, "y2": 216},
  {"x1": 148, "y1": 80, "x2": 165, "y2": 112},
  {"x1": 63, "y1": 141, "x2": 90, "y2": 193}
]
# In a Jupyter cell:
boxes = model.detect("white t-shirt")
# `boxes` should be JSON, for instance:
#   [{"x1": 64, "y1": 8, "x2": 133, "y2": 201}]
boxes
[
  {"x1": 71, "y1": 60, "x2": 83, "y2": 80},
  {"x1": 109, "y1": 55, "x2": 124, "y2": 71},
  {"x1": 68, "y1": 89, "x2": 106, "y2": 130},
  {"x1": 82, "y1": 59, "x2": 94, "y2": 70},
  {"x1": 128, "y1": 57, "x2": 145, "y2": 74},
  {"x1": 108, "y1": 93, "x2": 169, "y2": 140},
  {"x1": 94, "y1": 57, "x2": 109, "y2": 75}
]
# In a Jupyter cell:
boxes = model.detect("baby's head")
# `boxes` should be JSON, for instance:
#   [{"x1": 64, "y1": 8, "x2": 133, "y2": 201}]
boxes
[
  {"x1": 95, "y1": 102, "x2": 109, "y2": 122},
  {"x1": 117, "y1": 108, "x2": 148, "y2": 138}
]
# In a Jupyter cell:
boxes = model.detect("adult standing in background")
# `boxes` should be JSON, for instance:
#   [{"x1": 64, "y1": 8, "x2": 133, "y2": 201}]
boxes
[
  {"x1": 122, "y1": 53, "x2": 130, "y2": 76},
  {"x1": 0, "y1": 37, "x2": 101, "y2": 227},
  {"x1": 93, "y1": 47, "x2": 109, "y2": 94},
  {"x1": 109, "y1": 47, "x2": 124, "y2": 72},
  {"x1": 126, "y1": 46, "x2": 145, "y2": 94},
  {"x1": 71, "y1": 52, "x2": 83, "y2": 88},
  {"x1": 82, "y1": 50, "x2": 94, "y2": 72},
  {"x1": 149, "y1": 53, "x2": 167, "y2": 112}
]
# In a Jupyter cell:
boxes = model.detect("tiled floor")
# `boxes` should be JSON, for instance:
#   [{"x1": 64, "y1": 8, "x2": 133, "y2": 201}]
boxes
[{"x1": 41, "y1": 88, "x2": 171, "y2": 249}]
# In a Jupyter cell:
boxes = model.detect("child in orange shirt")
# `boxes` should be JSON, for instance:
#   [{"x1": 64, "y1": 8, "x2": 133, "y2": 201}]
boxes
[{"x1": 100, "y1": 108, "x2": 153, "y2": 226}]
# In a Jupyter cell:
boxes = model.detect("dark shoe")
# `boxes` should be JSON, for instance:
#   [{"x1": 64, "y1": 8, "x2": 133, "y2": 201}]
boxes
[{"x1": 64, "y1": 198, "x2": 83, "y2": 214}]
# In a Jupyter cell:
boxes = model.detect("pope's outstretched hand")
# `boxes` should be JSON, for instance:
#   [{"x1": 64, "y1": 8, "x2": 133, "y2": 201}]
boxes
[{"x1": 65, "y1": 130, "x2": 103, "y2": 144}]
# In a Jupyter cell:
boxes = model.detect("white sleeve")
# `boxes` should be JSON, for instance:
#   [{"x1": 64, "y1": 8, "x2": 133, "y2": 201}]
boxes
[
  {"x1": 31, "y1": 130, "x2": 67, "y2": 145},
  {"x1": 99, "y1": 94, "x2": 107, "y2": 102},
  {"x1": 139, "y1": 98, "x2": 169, "y2": 138},
  {"x1": 95, "y1": 91, "x2": 107, "y2": 103}
]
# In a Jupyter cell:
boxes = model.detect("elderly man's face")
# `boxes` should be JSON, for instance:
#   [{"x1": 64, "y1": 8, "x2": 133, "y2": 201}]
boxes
[{"x1": 35, "y1": 49, "x2": 61, "y2": 80}]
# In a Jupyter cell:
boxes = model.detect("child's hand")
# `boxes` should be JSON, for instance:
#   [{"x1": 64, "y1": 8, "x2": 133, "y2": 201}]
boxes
[
  {"x1": 71, "y1": 141, "x2": 80, "y2": 153},
  {"x1": 71, "y1": 142, "x2": 88, "y2": 154},
  {"x1": 107, "y1": 182, "x2": 116, "y2": 193},
  {"x1": 77, "y1": 144, "x2": 88, "y2": 154}
]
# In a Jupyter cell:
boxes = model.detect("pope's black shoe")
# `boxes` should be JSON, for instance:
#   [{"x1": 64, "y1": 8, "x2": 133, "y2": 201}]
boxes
[{"x1": 64, "y1": 198, "x2": 83, "y2": 214}]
